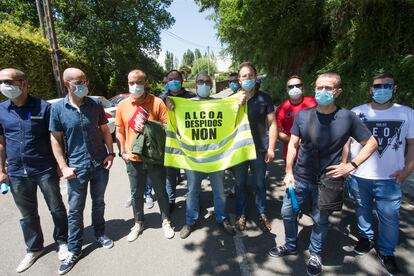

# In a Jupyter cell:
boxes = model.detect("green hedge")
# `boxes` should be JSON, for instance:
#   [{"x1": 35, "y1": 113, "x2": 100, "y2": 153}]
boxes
[{"x1": 0, "y1": 21, "x2": 101, "y2": 101}]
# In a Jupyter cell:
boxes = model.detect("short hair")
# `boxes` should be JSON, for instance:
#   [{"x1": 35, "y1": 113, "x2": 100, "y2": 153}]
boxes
[
  {"x1": 373, "y1": 72, "x2": 395, "y2": 83},
  {"x1": 238, "y1": 61, "x2": 257, "y2": 76},
  {"x1": 196, "y1": 71, "x2": 212, "y2": 83},
  {"x1": 167, "y1": 69, "x2": 183, "y2": 81},
  {"x1": 317, "y1": 72, "x2": 341, "y2": 87},
  {"x1": 288, "y1": 75, "x2": 301, "y2": 81},
  {"x1": 128, "y1": 69, "x2": 147, "y2": 80}
]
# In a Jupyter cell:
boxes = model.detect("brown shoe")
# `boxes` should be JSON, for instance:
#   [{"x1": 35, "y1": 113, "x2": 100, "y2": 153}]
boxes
[
  {"x1": 235, "y1": 216, "x2": 246, "y2": 231},
  {"x1": 259, "y1": 215, "x2": 271, "y2": 232}
]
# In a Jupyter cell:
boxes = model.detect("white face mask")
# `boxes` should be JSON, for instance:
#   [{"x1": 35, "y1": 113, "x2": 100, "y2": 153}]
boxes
[
  {"x1": 196, "y1": 84, "x2": 211, "y2": 98},
  {"x1": 0, "y1": 83, "x2": 23, "y2": 99},
  {"x1": 129, "y1": 84, "x2": 145, "y2": 97},
  {"x1": 288, "y1": 87, "x2": 302, "y2": 100}
]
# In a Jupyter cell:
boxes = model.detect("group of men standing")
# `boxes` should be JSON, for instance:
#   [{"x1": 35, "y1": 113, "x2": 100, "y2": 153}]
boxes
[{"x1": 0, "y1": 62, "x2": 413, "y2": 276}]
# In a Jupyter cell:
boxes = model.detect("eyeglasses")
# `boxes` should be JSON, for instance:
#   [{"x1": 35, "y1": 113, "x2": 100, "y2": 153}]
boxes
[
  {"x1": 288, "y1": 84, "x2": 303, "y2": 89},
  {"x1": 0, "y1": 79, "x2": 23, "y2": 85},
  {"x1": 69, "y1": 80, "x2": 88, "y2": 85},
  {"x1": 196, "y1": 80, "x2": 211, "y2": 85},
  {"x1": 316, "y1": 85, "x2": 335, "y2": 91},
  {"x1": 373, "y1": 83, "x2": 393, "y2": 90}
]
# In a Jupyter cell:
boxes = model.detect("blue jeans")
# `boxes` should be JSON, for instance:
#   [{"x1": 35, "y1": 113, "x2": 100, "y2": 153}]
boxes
[
  {"x1": 349, "y1": 175, "x2": 401, "y2": 256},
  {"x1": 185, "y1": 170, "x2": 227, "y2": 225},
  {"x1": 233, "y1": 151, "x2": 267, "y2": 217},
  {"x1": 126, "y1": 162, "x2": 170, "y2": 222},
  {"x1": 10, "y1": 170, "x2": 68, "y2": 253},
  {"x1": 165, "y1": 167, "x2": 180, "y2": 204},
  {"x1": 67, "y1": 165, "x2": 109, "y2": 255},
  {"x1": 145, "y1": 177, "x2": 153, "y2": 198},
  {"x1": 281, "y1": 180, "x2": 330, "y2": 257}
]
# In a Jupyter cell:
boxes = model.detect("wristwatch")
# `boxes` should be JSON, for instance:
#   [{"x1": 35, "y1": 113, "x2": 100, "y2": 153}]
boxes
[
  {"x1": 107, "y1": 152, "x2": 116, "y2": 157},
  {"x1": 350, "y1": 161, "x2": 359, "y2": 169}
]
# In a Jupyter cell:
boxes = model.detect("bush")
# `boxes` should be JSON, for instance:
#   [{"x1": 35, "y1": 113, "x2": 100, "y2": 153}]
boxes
[{"x1": 0, "y1": 21, "x2": 101, "y2": 101}]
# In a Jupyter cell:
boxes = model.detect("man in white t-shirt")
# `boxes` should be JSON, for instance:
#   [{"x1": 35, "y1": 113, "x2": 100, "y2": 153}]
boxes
[{"x1": 349, "y1": 72, "x2": 414, "y2": 275}]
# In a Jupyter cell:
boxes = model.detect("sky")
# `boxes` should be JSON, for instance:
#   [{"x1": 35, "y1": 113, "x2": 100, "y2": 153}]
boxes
[{"x1": 156, "y1": 0, "x2": 231, "y2": 72}]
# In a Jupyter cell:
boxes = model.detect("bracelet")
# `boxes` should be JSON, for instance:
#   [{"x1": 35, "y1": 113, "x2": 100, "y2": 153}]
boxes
[{"x1": 350, "y1": 161, "x2": 359, "y2": 169}]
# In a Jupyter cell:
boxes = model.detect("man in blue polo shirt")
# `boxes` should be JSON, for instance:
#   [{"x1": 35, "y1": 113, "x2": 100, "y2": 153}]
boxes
[
  {"x1": 49, "y1": 67, "x2": 115, "y2": 275},
  {"x1": 0, "y1": 68, "x2": 68, "y2": 273}
]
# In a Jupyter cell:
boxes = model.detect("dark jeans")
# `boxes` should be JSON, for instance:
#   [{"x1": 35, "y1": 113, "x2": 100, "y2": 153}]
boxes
[
  {"x1": 126, "y1": 162, "x2": 170, "y2": 222},
  {"x1": 165, "y1": 167, "x2": 180, "y2": 204},
  {"x1": 281, "y1": 179, "x2": 330, "y2": 256},
  {"x1": 10, "y1": 170, "x2": 68, "y2": 253},
  {"x1": 234, "y1": 151, "x2": 268, "y2": 217},
  {"x1": 67, "y1": 165, "x2": 109, "y2": 255}
]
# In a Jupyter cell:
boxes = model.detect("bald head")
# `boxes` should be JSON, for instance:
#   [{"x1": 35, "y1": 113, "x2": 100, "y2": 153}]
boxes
[
  {"x1": 63, "y1": 68, "x2": 86, "y2": 81},
  {"x1": 0, "y1": 68, "x2": 27, "y2": 81}
]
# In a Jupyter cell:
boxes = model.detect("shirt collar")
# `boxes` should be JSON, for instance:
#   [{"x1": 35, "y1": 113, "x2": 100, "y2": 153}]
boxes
[{"x1": 7, "y1": 94, "x2": 35, "y2": 109}]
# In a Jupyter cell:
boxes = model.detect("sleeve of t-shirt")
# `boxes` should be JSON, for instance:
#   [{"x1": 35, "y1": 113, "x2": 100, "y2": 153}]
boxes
[
  {"x1": 49, "y1": 103, "x2": 63, "y2": 132},
  {"x1": 349, "y1": 111, "x2": 372, "y2": 142},
  {"x1": 407, "y1": 107, "x2": 414, "y2": 139},
  {"x1": 44, "y1": 102, "x2": 51, "y2": 130},
  {"x1": 265, "y1": 94, "x2": 275, "y2": 114},
  {"x1": 159, "y1": 101, "x2": 168, "y2": 125},
  {"x1": 275, "y1": 104, "x2": 284, "y2": 128},
  {"x1": 115, "y1": 103, "x2": 123, "y2": 127},
  {"x1": 97, "y1": 103, "x2": 108, "y2": 126},
  {"x1": 290, "y1": 110, "x2": 302, "y2": 137}
]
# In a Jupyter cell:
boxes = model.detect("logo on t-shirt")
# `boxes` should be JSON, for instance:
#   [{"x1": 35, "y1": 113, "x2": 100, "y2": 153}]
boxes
[{"x1": 360, "y1": 116, "x2": 404, "y2": 157}]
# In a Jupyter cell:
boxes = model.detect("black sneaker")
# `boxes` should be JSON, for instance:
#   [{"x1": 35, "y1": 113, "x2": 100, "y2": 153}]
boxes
[
  {"x1": 180, "y1": 224, "x2": 193, "y2": 239},
  {"x1": 268, "y1": 245, "x2": 297, "y2": 257},
  {"x1": 58, "y1": 252, "x2": 82, "y2": 275},
  {"x1": 306, "y1": 254, "x2": 322, "y2": 276},
  {"x1": 377, "y1": 252, "x2": 401, "y2": 275},
  {"x1": 220, "y1": 219, "x2": 236, "y2": 236},
  {"x1": 353, "y1": 237, "x2": 374, "y2": 255}
]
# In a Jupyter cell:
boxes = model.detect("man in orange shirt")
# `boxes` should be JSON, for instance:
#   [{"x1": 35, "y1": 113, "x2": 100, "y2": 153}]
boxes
[{"x1": 115, "y1": 69, "x2": 174, "y2": 241}]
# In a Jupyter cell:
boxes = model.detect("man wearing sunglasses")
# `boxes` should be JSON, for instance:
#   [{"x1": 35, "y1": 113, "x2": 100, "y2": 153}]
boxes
[
  {"x1": 275, "y1": 75, "x2": 317, "y2": 160},
  {"x1": 270, "y1": 72, "x2": 378, "y2": 276},
  {"x1": 0, "y1": 68, "x2": 69, "y2": 273},
  {"x1": 49, "y1": 67, "x2": 115, "y2": 274},
  {"x1": 347, "y1": 73, "x2": 414, "y2": 275}
]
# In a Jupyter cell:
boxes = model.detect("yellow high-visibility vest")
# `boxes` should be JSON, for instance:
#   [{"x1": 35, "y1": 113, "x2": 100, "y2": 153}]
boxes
[{"x1": 164, "y1": 96, "x2": 257, "y2": 172}]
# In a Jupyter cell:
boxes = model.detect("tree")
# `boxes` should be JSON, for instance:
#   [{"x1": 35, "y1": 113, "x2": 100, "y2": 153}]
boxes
[
  {"x1": 195, "y1": 0, "x2": 414, "y2": 107},
  {"x1": 178, "y1": 65, "x2": 191, "y2": 79},
  {"x1": 174, "y1": 56, "x2": 180, "y2": 69},
  {"x1": 191, "y1": 57, "x2": 217, "y2": 76},
  {"x1": 0, "y1": 0, "x2": 175, "y2": 96},
  {"x1": 164, "y1": 51, "x2": 174, "y2": 71},
  {"x1": 182, "y1": 49, "x2": 195, "y2": 67},
  {"x1": 194, "y1": 48, "x2": 202, "y2": 59}
]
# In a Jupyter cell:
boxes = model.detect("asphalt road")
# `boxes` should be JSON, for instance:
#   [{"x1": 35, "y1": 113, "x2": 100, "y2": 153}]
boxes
[{"x1": 1, "y1": 145, "x2": 413, "y2": 276}]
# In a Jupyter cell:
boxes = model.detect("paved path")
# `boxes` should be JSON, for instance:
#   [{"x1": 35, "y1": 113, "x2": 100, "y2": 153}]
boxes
[{"x1": 0, "y1": 144, "x2": 413, "y2": 275}]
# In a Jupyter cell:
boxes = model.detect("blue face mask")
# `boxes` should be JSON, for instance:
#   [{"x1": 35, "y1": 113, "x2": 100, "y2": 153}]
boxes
[
  {"x1": 196, "y1": 84, "x2": 211, "y2": 98},
  {"x1": 372, "y1": 88, "x2": 392, "y2": 104},
  {"x1": 315, "y1": 89, "x2": 334, "y2": 106},
  {"x1": 241, "y1": 79, "x2": 256, "y2": 91},
  {"x1": 167, "y1": 80, "x2": 181, "y2": 92},
  {"x1": 74, "y1": 84, "x2": 88, "y2": 98},
  {"x1": 229, "y1": 81, "x2": 239, "y2": 92}
]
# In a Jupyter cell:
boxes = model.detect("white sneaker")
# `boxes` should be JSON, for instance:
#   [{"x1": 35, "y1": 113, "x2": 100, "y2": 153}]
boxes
[
  {"x1": 162, "y1": 221, "x2": 175, "y2": 239},
  {"x1": 127, "y1": 223, "x2": 144, "y2": 242},
  {"x1": 57, "y1": 243, "x2": 69, "y2": 261},
  {"x1": 16, "y1": 250, "x2": 44, "y2": 273},
  {"x1": 145, "y1": 196, "x2": 154, "y2": 209}
]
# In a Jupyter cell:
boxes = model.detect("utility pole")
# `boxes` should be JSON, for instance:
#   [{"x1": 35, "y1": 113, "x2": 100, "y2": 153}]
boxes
[
  {"x1": 43, "y1": 0, "x2": 65, "y2": 97},
  {"x1": 207, "y1": 46, "x2": 210, "y2": 76},
  {"x1": 35, "y1": 0, "x2": 46, "y2": 38}
]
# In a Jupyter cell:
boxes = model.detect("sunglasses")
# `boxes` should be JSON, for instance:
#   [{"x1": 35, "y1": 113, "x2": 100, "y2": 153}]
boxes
[
  {"x1": 0, "y1": 79, "x2": 23, "y2": 85},
  {"x1": 288, "y1": 84, "x2": 303, "y2": 89},
  {"x1": 373, "y1": 83, "x2": 393, "y2": 90}
]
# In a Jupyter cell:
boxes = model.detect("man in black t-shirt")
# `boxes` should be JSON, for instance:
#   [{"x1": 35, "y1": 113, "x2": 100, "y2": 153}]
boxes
[
  {"x1": 233, "y1": 62, "x2": 278, "y2": 232},
  {"x1": 268, "y1": 72, "x2": 378, "y2": 276}
]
